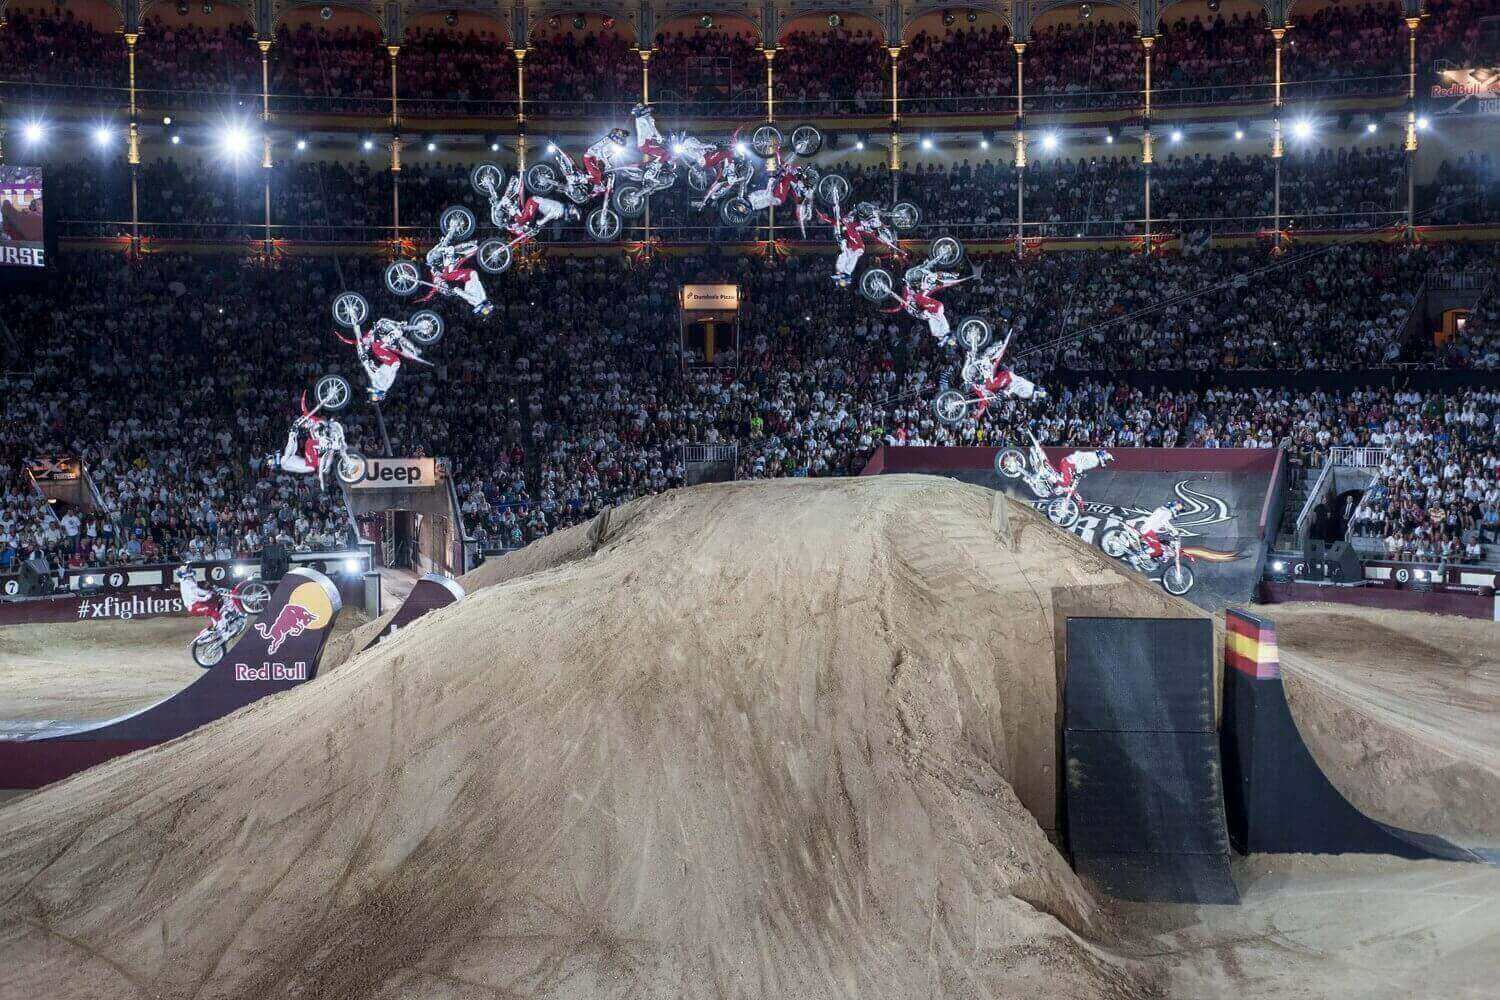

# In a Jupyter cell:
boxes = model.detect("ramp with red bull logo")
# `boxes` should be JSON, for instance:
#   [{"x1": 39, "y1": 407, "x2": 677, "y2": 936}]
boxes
[{"x1": 0, "y1": 567, "x2": 342, "y2": 790}]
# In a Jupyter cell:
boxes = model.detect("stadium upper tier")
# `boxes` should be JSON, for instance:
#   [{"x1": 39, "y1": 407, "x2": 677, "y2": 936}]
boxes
[{"x1": 0, "y1": 0, "x2": 1494, "y2": 126}]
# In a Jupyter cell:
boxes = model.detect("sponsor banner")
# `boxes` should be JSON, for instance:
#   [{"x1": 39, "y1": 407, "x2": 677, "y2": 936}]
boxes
[
  {"x1": 27, "y1": 456, "x2": 80, "y2": 482},
  {"x1": 347, "y1": 456, "x2": 439, "y2": 489},
  {"x1": 681, "y1": 284, "x2": 740, "y2": 311},
  {"x1": 1430, "y1": 67, "x2": 1500, "y2": 116},
  {"x1": 0, "y1": 589, "x2": 188, "y2": 626}
]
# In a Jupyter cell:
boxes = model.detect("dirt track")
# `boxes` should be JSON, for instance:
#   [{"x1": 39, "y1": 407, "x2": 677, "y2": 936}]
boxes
[
  {"x1": 1260, "y1": 602, "x2": 1500, "y2": 856},
  {"x1": 0, "y1": 480, "x2": 1493, "y2": 999}
]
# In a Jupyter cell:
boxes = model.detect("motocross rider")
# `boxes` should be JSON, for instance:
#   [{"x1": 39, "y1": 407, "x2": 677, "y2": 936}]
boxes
[
  {"x1": 423, "y1": 227, "x2": 494, "y2": 318},
  {"x1": 822, "y1": 202, "x2": 901, "y2": 288},
  {"x1": 337, "y1": 318, "x2": 423, "y2": 403},
  {"x1": 630, "y1": 104, "x2": 672, "y2": 185},
  {"x1": 1136, "y1": 500, "x2": 1187, "y2": 562},
  {"x1": 885, "y1": 267, "x2": 966, "y2": 345},
  {"x1": 1053, "y1": 449, "x2": 1115, "y2": 489},
  {"x1": 492, "y1": 175, "x2": 577, "y2": 243},
  {"x1": 965, "y1": 332, "x2": 1048, "y2": 416},
  {"x1": 583, "y1": 127, "x2": 630, "y2": 195},
  {"x1": 692, "y1": 138, "x2": 753, "y2": 210},
  {"x1": 175, "y1": 564, "x2": 240, "y2": 638}
]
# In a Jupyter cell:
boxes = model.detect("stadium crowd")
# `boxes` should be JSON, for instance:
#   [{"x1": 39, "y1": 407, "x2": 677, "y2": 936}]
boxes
[
  {"x1": 37, "y1": 143, "x2": 1492, "y2": 243},
  {"x1": 2, "y1": 241, "x2": 1496, "y2": 569},
  {"x1": 3, "y1": 0, "x2": 1496, "y2": 114}
]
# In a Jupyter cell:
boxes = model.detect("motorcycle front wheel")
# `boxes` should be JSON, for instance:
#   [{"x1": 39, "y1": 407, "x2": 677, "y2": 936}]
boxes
[
  {"x1": 1046, "y1": 495, "x2": 1081, "y2": 529},
  {"x1": 192, "y1": 632, "x2": 226, "y2": 669},
  {"x1": 335, "y1": 451, "x2": 366, "y2": 486},
  {"x1": 613, "y1": 185, "x2": 648, "y2": 219},
  {"x1": 1099, "y1": 525, "x2": 1134, "y2": 559},
  {"x1": 235, "y1": 579, "x2": 272, "y2": 615},
  {"x1": 995, "y1": 448, "x2": 1026, "y2": 479},
  {"x1": 1161, "y1": 562, "x2": 1196, "y2": 596},
  {"x1": 525, "y1": 163, "x2": 558, "y2": 194},
  {"x1": 932, "y1": 390, "x2": 969, "y2": 426},
  {"x1": 587, "y1": 207, "x2": 622, "y2": 241},
  {"x1": 719, "y1": 197, "x2": 752, "y2": 227}
]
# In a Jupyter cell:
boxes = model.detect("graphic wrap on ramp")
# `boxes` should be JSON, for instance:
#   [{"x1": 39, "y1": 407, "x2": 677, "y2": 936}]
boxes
[
  {"x1": 0, "y1": 568, "x2": 342, "y2": 790},
  {"x1": 362, "y1": 573, "x2": 464, "y2": 651},
  {"x1": 864, "y1": 447, "x2": 1278, "y2": 610}
]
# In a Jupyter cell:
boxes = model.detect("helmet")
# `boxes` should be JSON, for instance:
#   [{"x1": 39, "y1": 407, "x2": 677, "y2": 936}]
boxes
[
  {"x1": 607, "y1": 128, "x2": 628, "y2": 145},
  {"x1": 174, "y1": 564, "x2": 194, "y2": 582},
  {"x1": 501, "y1": 176, "x2": 522, "y2": 202},
  {"x1": 630, "y1": 103, "x2": 651, "y2": 118},
  {"x1": 854, "y1": 202, "x2": 878, "y2": 222},
  {"x1": 1097, "y1": 450, "x2": 1115, "y2": 465},
  {"x1": 1167, "y1": 499, "x2": 1186, "y2": 515}
]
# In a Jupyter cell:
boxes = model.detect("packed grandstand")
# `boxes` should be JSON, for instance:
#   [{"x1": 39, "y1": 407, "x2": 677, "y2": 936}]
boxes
[{"x1": 0, "y1": 0, "x2": 1497, "y2": 579}]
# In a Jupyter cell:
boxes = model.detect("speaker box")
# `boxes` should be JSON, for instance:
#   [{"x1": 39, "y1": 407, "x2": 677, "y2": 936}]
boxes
[{"x1": 260, "y1": 543, "x2": 290, "y2": 583}]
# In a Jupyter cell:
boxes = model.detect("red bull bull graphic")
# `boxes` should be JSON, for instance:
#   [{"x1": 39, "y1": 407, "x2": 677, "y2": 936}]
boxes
[
  {"x1": 256, "y1": 603, "x2": 319, "y2": 654},
  {"x1": 0, "y1": 567, "x2": 342, "y2": 790}
]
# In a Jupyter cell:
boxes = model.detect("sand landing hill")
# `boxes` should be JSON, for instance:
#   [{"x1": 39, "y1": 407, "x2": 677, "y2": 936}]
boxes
[
  {"x1": 0, "y1": 476, "x2": 1208, "y2": 1000},
  {"x1": 1263, "y1": 603, "x2": 1500, "y2": 859}
]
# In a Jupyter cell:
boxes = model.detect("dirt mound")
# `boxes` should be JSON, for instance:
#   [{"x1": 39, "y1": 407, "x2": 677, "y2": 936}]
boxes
[
  {"x1": 1263, "y1": 603, "x2": 1500, "y2": 857},
  {"x1": 0, "y1": 476, "x2": 1206, "y2": 999}
]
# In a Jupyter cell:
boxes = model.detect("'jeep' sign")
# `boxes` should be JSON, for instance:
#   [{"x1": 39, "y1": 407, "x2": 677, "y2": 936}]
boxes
[{"x1": 348, "y1": 457, "x2": 439, "y2": 489}]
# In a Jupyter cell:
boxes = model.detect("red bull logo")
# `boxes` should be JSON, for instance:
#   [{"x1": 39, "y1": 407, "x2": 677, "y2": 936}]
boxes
[{"x1": 255, "y1": 602, "x2": 320, "y2": 654}]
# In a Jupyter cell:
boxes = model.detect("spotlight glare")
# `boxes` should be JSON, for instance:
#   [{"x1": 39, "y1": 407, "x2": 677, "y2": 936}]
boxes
[
  {"x1": 1041, "y1": 132, "x2": 1058, "y2": 151},
  {"x1": 296, "y1": 138, "x2": 307, "y2": 151},
  {"x1": 1170, "y1": 129, "x2": 1183, "y2": 143},
  {"x1": 426, "y1": 141, "x2": 436, "y2": 152},
  {"x1": 343, "y1": 557, "x2": 360, "y2": 573},
  {"x1": 1234, "y1": 129, "x2": 1245, "y2": 140},
  {"x1": 734, "y1": 141, "x2": 748, "y2": 155},
  {"x1": 920, "y1": 137, "x2": 933, "y2": 150},
  {"x1": 22, "y1": 121, "x2": 45, "y2": 145},
  {"x1": 979, "y1": 139, "x2": 989, "y2": 150},
  {"x1": 1365, "y1": 121, "x2": 1378, "y2": 133},
  {"x1": 1292, "y1": 119, "x2": 1313, "y2": 140},
  {"x1": 854, "y1": 140, "x2": 865, "y2": 150},
  {"x1": 547, "y1": 142, "x2": 557, "y2": 153},
  {"x1": 1417, "y1": 115, "x2": 1430, "y2": 130},
  {"x1": 671, "y1": 143, "x2": 684, "y2": 155},
  {"x1": 362, "y1": 138, "x2": 374, "y2": 151},
  {"x1": 491, "y1": 142, "x2": 500, "y2": 151},
  {"x1": 171, "y1": 134, "x2": 181, "y2": 145},
  {"x1": 221, "y1": 124, "x2": 251, "y2": 156},
  {"x1": 92, "y1": 125, "x2": 114, "y2": 148},
  {"x1": 1104, "y1": 133, "x2": 1114, "y2": 144}
]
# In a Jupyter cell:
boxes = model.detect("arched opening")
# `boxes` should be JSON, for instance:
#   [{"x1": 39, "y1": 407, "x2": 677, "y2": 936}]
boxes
[
  {"x1": 137, "y1": 1, "x2": 259, "y2": 111},
  {"x1": 901, "y1": 8, "x2": 1014, "y2": 114},
  {"x1": 775, "y1": 11, "x2": 888, "y2": 116},
  {"x1": 652, "y1": 13, "x2": 763, "y2": 117},
  {"x1": 526, "y1": 11, "x2": 638, "y2": 116},
  {"x1": 402, "y1": 10, "x2": 516, "y2": 114}
]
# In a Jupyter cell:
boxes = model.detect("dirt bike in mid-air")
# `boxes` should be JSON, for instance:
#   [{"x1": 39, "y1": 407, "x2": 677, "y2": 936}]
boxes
[
  {"x1": 518, "y1": 149, "x2": 623, "y2": 241},
  {"x1": 383, "y1": 203, "x2": 511, "y2": 298},
  {"x1": 817, "y1": 173, "x2": 922, "y2": 237},
  {"x1": 1099, "y1": 521, "x2": 1197, "y2": 596},
  {"x1": 994, "y1": 431, "x2": 1084, "y2": 528},
  {"x1": 190, "y1": 578, "x2": 273, "y2": 668}
]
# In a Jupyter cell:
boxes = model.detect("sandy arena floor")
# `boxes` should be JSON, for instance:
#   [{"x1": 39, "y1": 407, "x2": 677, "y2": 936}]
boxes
[{"x1": 0, "y1": 608, "x2": 369, "y2": 725}]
